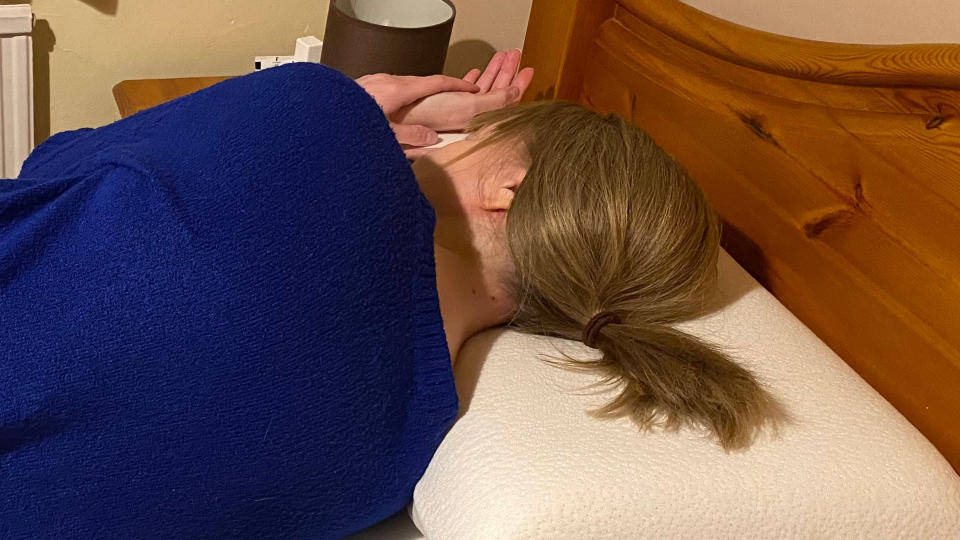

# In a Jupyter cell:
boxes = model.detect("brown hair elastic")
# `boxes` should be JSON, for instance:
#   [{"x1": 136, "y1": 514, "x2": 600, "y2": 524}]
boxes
[{"x1": 582, "y1": 311, "x2": 621, "y2": 348}]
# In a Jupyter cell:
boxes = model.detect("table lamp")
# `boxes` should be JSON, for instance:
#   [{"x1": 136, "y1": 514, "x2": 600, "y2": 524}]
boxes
[{"x1": 320, "y1": 0, "x2": 456, "y2": 79}]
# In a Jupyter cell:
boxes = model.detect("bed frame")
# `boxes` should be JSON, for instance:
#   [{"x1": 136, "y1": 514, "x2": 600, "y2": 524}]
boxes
[{"x1": 520, "y1": 0, "x2": 960, "y2": 472}]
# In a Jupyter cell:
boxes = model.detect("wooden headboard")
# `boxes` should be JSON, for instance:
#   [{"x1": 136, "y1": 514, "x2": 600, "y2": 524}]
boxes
[{"x1": 521, "y1": 0, "x2": 960, "y2": 472}]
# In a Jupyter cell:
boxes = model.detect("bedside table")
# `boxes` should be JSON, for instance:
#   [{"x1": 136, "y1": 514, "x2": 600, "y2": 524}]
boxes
[{"x1": 112, "y1": 76, "x2": 231, "y2": 118}]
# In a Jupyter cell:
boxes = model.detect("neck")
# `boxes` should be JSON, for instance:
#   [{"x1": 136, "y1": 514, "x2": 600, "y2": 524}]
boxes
[{"x1": 433, "y1": 242, "x2": 512, "y2": 365}]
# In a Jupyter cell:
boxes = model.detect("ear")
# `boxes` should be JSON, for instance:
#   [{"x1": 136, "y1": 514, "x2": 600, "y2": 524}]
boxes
[
  {"x1": 486, "y1": 186, "x2": 515, "y2": 212},
  {"x1": 483, "y1": 166, "x2": 523, "y2": 212}
]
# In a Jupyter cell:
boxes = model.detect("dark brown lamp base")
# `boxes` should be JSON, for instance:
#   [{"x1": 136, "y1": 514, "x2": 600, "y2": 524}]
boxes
[{"x1": 321, "y1": 0, "x2": 456, "y2": 78}]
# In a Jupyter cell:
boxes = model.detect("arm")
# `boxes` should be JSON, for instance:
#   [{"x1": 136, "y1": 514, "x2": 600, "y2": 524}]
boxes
[{"x1": 371, "y1": 50, "x2": 535, "y2": 159}]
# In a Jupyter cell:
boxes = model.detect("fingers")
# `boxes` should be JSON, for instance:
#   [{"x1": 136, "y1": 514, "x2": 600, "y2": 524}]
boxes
[
  {"x1": 391, "y1": 122, "x2": 439, "y2": 148},
  {"x1": 476, "y1": 51, "x2": 506, "y2": 92},
  {"x1": 513, "y1": 66, "x2": 535, "y2": 100},
  {"x1": 493, "y1": 49, "x2": 522, "y2": 90},
  {"x1": 463, "y1": 68, "x2": 481, "y2": 84},
  {"x1": 403, "y1": 74, "x2": 479, "y2": 101}
]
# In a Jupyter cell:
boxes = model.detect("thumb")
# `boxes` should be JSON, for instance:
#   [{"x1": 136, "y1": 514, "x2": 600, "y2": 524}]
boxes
[{"x1": 391, "y1": 123, "x2": 439, "y2": 148}]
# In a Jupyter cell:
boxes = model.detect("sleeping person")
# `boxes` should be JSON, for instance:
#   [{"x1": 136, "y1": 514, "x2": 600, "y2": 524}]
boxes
[{"x1": 0, "y1": 50, "x2": 786, "y2": 537}]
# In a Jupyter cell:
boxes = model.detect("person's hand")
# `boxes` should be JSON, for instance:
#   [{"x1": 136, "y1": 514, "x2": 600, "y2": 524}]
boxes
[
  {"x1": 356, "y1": 73, "x2": 479, "y2": 157},
  {"x1": 390, "y1": 49, "x2": 535, "y2": 134}
]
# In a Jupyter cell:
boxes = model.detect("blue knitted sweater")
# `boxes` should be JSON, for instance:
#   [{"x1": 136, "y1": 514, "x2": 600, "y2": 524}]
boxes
[{"x1": 0, "y1": 64, "x2": 457, "y2": 538}]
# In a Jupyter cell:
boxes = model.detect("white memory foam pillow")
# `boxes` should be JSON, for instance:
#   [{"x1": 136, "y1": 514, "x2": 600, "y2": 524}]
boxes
[{"x1": 406, "y1": 249, "x2": 960, "y2": 539}]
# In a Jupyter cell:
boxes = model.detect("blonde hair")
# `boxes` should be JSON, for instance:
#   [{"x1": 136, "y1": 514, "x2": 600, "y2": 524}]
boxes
[{"x1": 468, "y1": 101, "x2": 790, "y2": 451}]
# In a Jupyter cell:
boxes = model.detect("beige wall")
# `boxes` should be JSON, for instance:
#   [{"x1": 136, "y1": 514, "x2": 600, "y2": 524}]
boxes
[
  {"x1": 681, "y1": 0, "x2": 960, "y2": 44},
  {"x1": 443, "y1": 0, "x2": 532, "y2": 83},
  {"x1": 12, "y1": 1, "x2": 960, "y2": 142},
  {"x1": 12, "y1": 0, "x2": 531, "y2": 142}
]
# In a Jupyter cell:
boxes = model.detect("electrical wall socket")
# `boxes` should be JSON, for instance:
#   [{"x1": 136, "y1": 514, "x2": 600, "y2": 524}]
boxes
[
  {"x1": 254, "y1": 56, "x2": 294, "y2": 71},
  {"x1": 254, "y1": 36, "x2": 323, "y2": 71}
]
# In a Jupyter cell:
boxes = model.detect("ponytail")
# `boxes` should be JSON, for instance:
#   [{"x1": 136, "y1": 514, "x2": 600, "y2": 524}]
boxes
[{"x1": 555, "y1": 319, "x2": 790, "y2": 451}]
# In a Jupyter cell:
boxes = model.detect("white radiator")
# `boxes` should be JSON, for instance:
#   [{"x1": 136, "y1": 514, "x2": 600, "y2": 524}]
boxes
[{"x1": 0, "y1": 4, "x2": 33, "y2": 179}]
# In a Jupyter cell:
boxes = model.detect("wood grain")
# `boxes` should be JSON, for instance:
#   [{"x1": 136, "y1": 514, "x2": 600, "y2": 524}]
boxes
[
  {"x1": 619, "y1": 0, "x2": 960, "y2": 88},
  {"x1": 113, "y1": 77, "x2": 230, "y2": 118},
  {"x1": 520, "y1": 0, "x2": 615, "y2": 103},
  {"x1": 523, "y1": 0, "x2": 960, "y2": 472}
]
